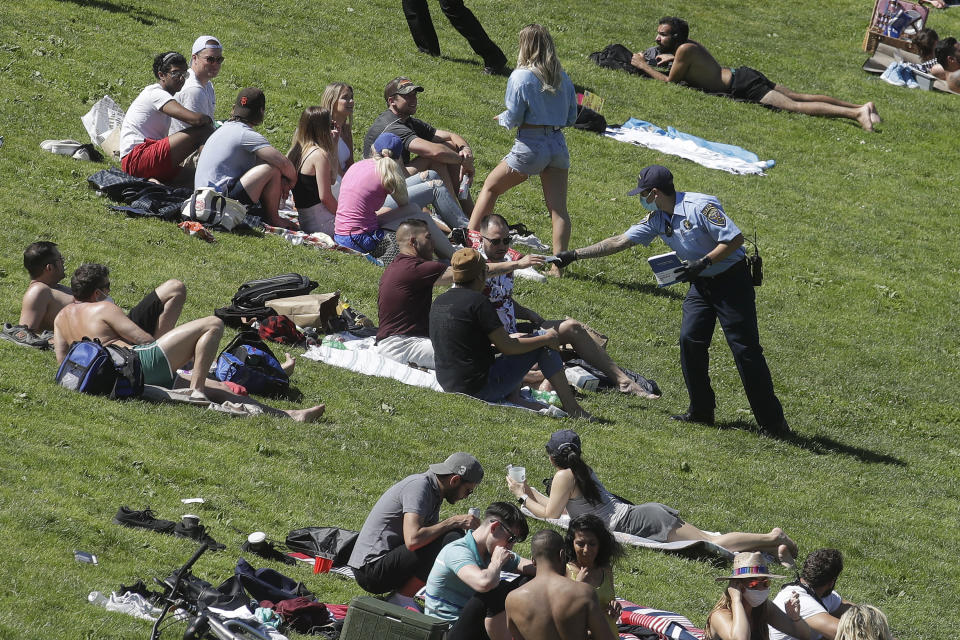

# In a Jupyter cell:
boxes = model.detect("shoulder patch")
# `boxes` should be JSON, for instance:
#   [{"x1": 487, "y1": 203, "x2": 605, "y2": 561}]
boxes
[{"x1": 702, "y1": 203, "x2": 726, "y2": 227}]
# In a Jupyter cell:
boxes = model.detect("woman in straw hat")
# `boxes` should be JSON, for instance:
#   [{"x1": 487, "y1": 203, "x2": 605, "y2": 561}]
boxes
[
  {"x1": 706, "y1": 552, "x2": 811, "y2": 640},
  {"x1": 506, "y1": 429, "x2": 799, "y2": 564}
]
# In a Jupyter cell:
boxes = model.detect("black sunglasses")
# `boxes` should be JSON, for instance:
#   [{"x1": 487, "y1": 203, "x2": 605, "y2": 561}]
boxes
[
  {"x1": 482, "y1": 235, "x2": 512, "y2": 247},
  {"x1": 496, "y1": 520, "x2": 520, "y2": 544},
  {"x1": 202, "y1": 55, "x2": 224, "y2": 63}
]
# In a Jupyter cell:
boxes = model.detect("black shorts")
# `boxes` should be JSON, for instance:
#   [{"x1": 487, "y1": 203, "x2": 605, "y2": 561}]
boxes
[
  {"x1": 226, "y1": 179, "x2": 256, "y2": 205},
  {"x1": 127, "y1": 290, "x2": 163, "y2": 336},
  {"x1": 729, "y1": 66, "x2": 776, "y2": 103}
]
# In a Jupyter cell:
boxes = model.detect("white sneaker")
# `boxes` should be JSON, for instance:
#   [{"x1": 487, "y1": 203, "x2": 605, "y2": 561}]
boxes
[
  {"x1": 514, "y1": 266, "x2": 547, "y2": 282},
  {"x1": 880, "y1": 63, "x2": 906, "y2": 87}
]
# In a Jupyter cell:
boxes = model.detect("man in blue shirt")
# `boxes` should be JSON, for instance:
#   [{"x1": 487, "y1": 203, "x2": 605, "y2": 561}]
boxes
[
  {"x1": 425, "y1": 501, "x2": 535, "y2": 640},
  {"x1": 555, "y1": 165, "x2": 789, "y2": 436}
]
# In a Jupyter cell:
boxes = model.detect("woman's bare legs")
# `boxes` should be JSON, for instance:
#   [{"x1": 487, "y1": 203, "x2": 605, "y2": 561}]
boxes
[
  {"x1": 468, "y1": 161, "x2": 529, "y2": 230},
  {"x1": 669, "y1": 523, "x2": 798, "y2": 565}
]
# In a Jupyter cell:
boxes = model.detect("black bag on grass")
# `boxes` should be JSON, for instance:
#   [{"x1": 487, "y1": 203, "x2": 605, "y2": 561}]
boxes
[
  {"x1": 216, "y1": 273, "x2": 318, "y2": 328},
  {"x1": 285, "y1": 526, "x2": 359, "y2": 567}
]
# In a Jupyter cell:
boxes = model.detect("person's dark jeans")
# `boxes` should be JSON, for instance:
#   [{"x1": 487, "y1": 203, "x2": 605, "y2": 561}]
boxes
[{"x1": 401, "y1": 0, "x2": 507, "y2": 68}]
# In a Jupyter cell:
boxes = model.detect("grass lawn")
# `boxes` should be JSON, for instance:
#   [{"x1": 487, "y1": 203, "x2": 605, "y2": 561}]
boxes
[{"x1": 0, "y1": 0, "x2": 958, "y2": 638}]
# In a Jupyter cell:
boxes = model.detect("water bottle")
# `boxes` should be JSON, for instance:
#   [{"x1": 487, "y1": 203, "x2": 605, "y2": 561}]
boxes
[
  {"x1": 458, "y1": 175, "x2": 472, "y2": 200},
  {"x1": 88, "y1": 591, "x2": 109, "y2": 607}
]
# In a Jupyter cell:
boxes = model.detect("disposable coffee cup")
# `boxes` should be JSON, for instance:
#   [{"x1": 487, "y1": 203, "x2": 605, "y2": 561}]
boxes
[
  {"x1": 247, "y1": 531, "x2": 267, "y2": 549},
  {"x1": 507, "y1": 466, "x2": 526, "y2": 483},
  {"x1": 181, "y1": 514, "x2": 200, "y2": 527}
]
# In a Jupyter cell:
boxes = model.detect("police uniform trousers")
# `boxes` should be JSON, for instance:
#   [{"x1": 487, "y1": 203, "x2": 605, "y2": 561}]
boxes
[
  {"x1": 401, "y1": 0, "x2": 507, "y2": 69},
  {"x1": 679, "y1": 260, "x2": 785, "y2": 427}
]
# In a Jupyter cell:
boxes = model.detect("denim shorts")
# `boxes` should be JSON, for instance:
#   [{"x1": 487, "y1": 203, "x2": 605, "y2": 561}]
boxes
[{"x1": 504, "y1": 127, "x2": 570, "y2": 174}]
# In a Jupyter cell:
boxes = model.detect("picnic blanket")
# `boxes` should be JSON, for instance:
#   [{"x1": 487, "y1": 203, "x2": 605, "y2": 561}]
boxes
[
  {"x1": 605, "y1": 119, "x2": 774, "y2": 175},
  {"x1": 520, "y1": 507, "x2": 734, "y2": 562},
  {"x1": 301, "y1": 333, "x2": 569, "y2": 417},
  {"x1": 618, "y1": 601, "x2": 705, "y2": 640}
]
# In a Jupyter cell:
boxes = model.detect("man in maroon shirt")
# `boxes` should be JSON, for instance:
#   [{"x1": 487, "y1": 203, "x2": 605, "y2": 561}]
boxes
[{"x1": 375, "y1": 219, "x2": 544, "y2": 369}]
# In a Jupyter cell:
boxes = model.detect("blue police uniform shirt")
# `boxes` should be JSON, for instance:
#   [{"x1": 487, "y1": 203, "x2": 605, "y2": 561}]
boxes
[{"x1": 624, "y1": 191, "x2": 745, "y2": 277}]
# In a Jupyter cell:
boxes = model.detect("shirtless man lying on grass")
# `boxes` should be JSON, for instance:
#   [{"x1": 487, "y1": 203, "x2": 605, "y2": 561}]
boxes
[
  {"x1": 53, "y1": 263, "x2": 324, "y2": 422},
  {"x1": 630, "y1": 17, "x2": 880, "y2": 131}
]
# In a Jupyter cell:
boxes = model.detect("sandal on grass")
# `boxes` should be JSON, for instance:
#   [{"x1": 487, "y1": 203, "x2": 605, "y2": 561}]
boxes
[{"x1": 0, "y1": 323, "x2": 51, "y2": 349}]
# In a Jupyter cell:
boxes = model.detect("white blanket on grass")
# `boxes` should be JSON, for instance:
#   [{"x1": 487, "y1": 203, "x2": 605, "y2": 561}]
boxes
[
  {"x1": 605, "y1": 119, "x2": 774, "y2": 176},
  {"x1": 521, "y1": 506, "x2": 734, "y2": 561}
]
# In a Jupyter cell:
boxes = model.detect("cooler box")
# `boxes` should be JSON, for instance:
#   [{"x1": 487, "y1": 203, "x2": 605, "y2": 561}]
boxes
[{"x1": 340, "y1": 596, "x2": 449, "y2": 640}]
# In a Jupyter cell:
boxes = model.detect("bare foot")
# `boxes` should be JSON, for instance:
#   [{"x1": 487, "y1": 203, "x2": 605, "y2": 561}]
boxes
[
  {"x1": 867, "y1": 101, "x2": 881, "y2": 124},
  {"x1": 618, "y1": 379, "x2": 661, "y2": 399},
  {"x1": 568, "y1": 407, "x2": 595, "y2": 421},
  {"x1": 286, "y1": 404, "x2": 325, "y2": 422},
  {"x1": 771, "y1": 527, "x2": 798, "y2": 557},
  {"x1": 546, "y1": 264, "x2": 563, "y2": 278},
  {"x1": 538, "y1": 379, "x2": 555, "y2": 392},
  {"x1": 281, "y1": 353, "x2": 296, "y2": 376},
  {"x1": 856, "y1": 105, "x2": 875, "y2": 132},
  {"x1": 778, "y1": 544, "x2": 796, "y2": 568}
]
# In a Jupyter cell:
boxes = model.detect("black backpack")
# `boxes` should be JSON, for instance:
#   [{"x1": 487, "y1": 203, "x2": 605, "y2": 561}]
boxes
[
  {"x1": 215, "y1": 273, "x2": 318, "y2": 328},
  {"x1": 285, "y1": 526, "x2": 359, "y2": 567},
  {"x1": 55, "y1": 338, "x2": 144, "y2": 399}
]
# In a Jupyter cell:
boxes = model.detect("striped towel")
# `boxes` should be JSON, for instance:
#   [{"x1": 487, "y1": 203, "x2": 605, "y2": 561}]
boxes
[{"x1": 619, "y1": 601, "x2": 704, "y2": 640}]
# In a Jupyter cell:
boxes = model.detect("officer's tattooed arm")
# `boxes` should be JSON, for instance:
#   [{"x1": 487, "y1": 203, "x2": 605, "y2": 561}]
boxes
[{"x1": 575, "y1": 234, "x2": 636, "y2": 260}]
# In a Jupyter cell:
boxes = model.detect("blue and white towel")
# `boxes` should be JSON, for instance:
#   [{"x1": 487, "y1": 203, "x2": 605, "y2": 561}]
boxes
[{"x1": 605, "y1": 118, "x2": 775, "y2": 175}]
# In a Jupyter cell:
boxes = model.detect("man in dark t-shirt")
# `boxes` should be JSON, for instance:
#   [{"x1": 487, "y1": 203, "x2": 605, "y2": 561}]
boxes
[
  {"x1": 429, "y1": 248, "x2": 591, "y2": 419},
  {"x1": 376, "y1": 219, "x2": 546, "y2": 370},
  {"x1": 363, "y1": 77, "x2": 476, "y2": 203}
]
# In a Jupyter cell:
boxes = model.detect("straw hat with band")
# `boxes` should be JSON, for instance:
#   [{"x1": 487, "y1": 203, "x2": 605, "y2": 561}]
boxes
[{"x1": 716, "y1": 552, "x2": 787, "y2": 581}]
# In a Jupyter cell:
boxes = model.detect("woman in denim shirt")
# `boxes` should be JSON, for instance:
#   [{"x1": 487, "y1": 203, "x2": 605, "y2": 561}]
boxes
[{"x1": 469, "y1": 24, "x2": 578, "y2": 276}]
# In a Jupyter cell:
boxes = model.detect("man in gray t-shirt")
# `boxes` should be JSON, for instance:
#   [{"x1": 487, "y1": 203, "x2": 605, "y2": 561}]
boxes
[
  {"x1": 348, "y1": 452, "x2": 484, "y2": 603},
  {"x1": 193, "y1": 87, "x2": 296, "y2": 229}
]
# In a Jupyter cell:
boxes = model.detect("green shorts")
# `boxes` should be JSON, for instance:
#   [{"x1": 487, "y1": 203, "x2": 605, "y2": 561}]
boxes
[{"x1": 133, "y1": 341, "x2": 176, "y2": 388}]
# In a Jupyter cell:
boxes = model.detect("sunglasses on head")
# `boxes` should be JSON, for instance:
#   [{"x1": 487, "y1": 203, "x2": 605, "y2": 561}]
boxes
[
  {"x1": 482, "y1": 235, "x2": 512, "y2": 247},
  {"x1": 745, "y1": 578, "x2": 770, "y2": 590}
]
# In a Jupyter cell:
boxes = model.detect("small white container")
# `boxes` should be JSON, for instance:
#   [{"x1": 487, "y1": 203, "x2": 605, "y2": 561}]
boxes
[{"x1": 565, "y1": 366, "x2": 599, "y2": 392}]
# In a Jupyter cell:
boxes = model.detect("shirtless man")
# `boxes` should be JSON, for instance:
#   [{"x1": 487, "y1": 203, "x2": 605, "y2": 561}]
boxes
[
  {"x1": 18, "y1": 241, "x2": 185, "y2": 336},
  {"x1": 933, "y1": 37, "x2": 960, "y2": 93},
  {"x1": 630, "y1": 17, "x2": 879, "y2": 131},
  {"x1": 54, "y1": 264, "x2": 324, "y2": 422},
  {"x1": 505, "y1": 529, "x2": 615, "y2": 640}
]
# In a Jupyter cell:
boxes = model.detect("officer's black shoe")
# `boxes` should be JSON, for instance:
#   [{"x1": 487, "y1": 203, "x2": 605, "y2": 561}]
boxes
[
  {"x1": 759, "y1": 418, "x2": 792, "y2": 437},
  {"x1": 671, "y1": 411, "x2": 714, "y2": 425}
]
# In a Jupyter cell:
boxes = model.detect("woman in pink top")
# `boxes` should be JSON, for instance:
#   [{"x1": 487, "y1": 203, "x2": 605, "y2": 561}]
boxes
[{"x1": 334, "y1": 132, "x2": 454, "y2": 259}]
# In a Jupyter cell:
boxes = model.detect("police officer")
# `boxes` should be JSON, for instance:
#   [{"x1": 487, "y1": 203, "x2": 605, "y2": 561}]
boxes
[{"x1": 555, "y1": 165, "x2": 789, "y2": 435}]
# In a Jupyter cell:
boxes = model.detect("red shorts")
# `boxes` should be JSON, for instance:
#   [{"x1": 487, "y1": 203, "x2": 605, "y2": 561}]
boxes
[{"x1": 121, "y1": 137, "x2": 178, "y2": 183}]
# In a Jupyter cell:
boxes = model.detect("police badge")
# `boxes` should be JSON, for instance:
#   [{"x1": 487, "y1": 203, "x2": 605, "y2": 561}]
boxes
[{"x1": 702, "y1": 203, "x2": 726, "y2": 227}]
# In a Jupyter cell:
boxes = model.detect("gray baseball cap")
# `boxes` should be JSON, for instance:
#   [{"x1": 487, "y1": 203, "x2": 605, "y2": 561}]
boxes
[{"x1": 429, "y1": 452, "x2": 484, "y2": 483}]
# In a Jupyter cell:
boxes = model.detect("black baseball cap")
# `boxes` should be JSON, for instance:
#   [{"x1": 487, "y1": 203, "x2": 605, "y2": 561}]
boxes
[{"x1": 628, "y1": 164, "x2": 674, "y2": 196}]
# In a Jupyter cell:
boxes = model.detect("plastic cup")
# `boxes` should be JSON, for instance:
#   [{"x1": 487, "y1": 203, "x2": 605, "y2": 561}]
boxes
[
  {"x1": 508, "y1": 466, "x2": 526, "y2": 483},
  {"x1": 247, "y1": 531, "x2": 267, "y2": 548},
  {"x1": 314, "y1": 555, "x2": 333, "y2": 574}
]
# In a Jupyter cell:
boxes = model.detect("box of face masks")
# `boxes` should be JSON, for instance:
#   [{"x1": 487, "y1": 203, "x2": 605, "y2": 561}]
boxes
[{"x1": 565, "y1": 366, "x2": 599, "y2": 392}]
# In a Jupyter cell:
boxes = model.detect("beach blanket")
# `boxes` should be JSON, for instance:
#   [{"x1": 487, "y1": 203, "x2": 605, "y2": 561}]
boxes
[
  {"x1": 521, "y1": 507, "x2": 734, "y2": 562},
  {"x1": 605, "y1": 119, "x2": 774, "y2": 175},
  {"x1": 618, "y1": 601, "x2": 705, "y2": 640},
  {"x1": 301, "y1": 334, "x2": 569, "y2": 417}
]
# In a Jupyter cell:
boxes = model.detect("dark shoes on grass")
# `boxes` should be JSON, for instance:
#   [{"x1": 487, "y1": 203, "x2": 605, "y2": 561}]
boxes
[
  {"x1": 112, "y1": 506, "x2": 176, "y2": 534},
  {"x1": 0, "y1": 323, "x2": 52, "y2": 349},
  {"x1": 671, "y1": 411, "x2": 715, "y2": 425}
]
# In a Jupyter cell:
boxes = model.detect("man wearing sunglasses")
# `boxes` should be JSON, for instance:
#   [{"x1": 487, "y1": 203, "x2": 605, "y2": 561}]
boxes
[
  {"x1": 555, "y1": 165, "x2": 789, "y2": 436},
  {"x1": 170, "y1": 36, "x2": 223, "y2": 135},
  {"x1": 425, "y1": 501, "x2": 535, "y2": 640},
  {"x1": 472, "y1": 215, "x2": 661, "y2": 399},
  {"x1": 770, "y1": 549, "x2": 857, "y2": 640}
]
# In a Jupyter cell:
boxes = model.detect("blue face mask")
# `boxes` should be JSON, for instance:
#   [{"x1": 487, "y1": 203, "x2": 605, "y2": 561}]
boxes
[{"x1": 640, "y1": 194, "x2": 658, "y2": 212}]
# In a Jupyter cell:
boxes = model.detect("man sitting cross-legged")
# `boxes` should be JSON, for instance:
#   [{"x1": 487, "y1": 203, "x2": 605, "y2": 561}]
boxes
[
  {"x1": 14, "y1": 241, "x2": 184, "y2": 340},
  {"x1": 505, "y1": 529, "x2": 616, "y2": 640},
  {"x1": 374, "y1": 219, "x2": 544, "y2": 370},
  {"x1": 473, "y1": 215, "x2": 660, "y2": 399},
  {"x1": 629, "y1": 17, "x2": 879, "y2": 131},
  {"x1": 53, "y1": 264, "x2": 324, "y2": 422}
]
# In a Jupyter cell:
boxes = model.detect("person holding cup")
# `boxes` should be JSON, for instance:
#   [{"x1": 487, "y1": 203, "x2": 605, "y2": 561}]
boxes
[{"x1": 506, "y1": 429, "x2": 798, "y2": 564}]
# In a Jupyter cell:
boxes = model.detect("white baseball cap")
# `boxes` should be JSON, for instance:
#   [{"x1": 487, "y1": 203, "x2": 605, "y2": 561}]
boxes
[{"x1": 192, "y1": 36, "x2": 222, "y2": 55}]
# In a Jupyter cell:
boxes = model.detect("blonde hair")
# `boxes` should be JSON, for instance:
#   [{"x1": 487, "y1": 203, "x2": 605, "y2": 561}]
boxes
[
  {"x1": 321, "y1": 82, "x2": 353, "y2": 128},
  {"x1": 705, "y1": 581, "x2": 769, "y2": 640},
  {"x1": 836, "y1": 605, "x2": 892, "y2": 640},
  {"x1": 371, "y1": 146, "x2": 408, "y2": 206},
  {"x1": 287, "y1": 107, "x2": 336, "y2": 180},
  {"x1": 516, "y1": 23, "x2": 563, "y2": 94}
]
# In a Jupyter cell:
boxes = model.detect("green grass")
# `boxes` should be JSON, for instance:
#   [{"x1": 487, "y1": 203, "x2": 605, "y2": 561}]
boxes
[{"x1": 1, "y1": 0, "x2": 959, "y2": 638}]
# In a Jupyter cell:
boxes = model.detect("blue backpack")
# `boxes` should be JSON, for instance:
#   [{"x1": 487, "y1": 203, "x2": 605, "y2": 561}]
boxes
[
  {"x1": 55, "y1": 338, "x2": 144, "y2": 399},
  {"x1": 214, "y1": 331, "x2": 289, "y2": 397}
]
